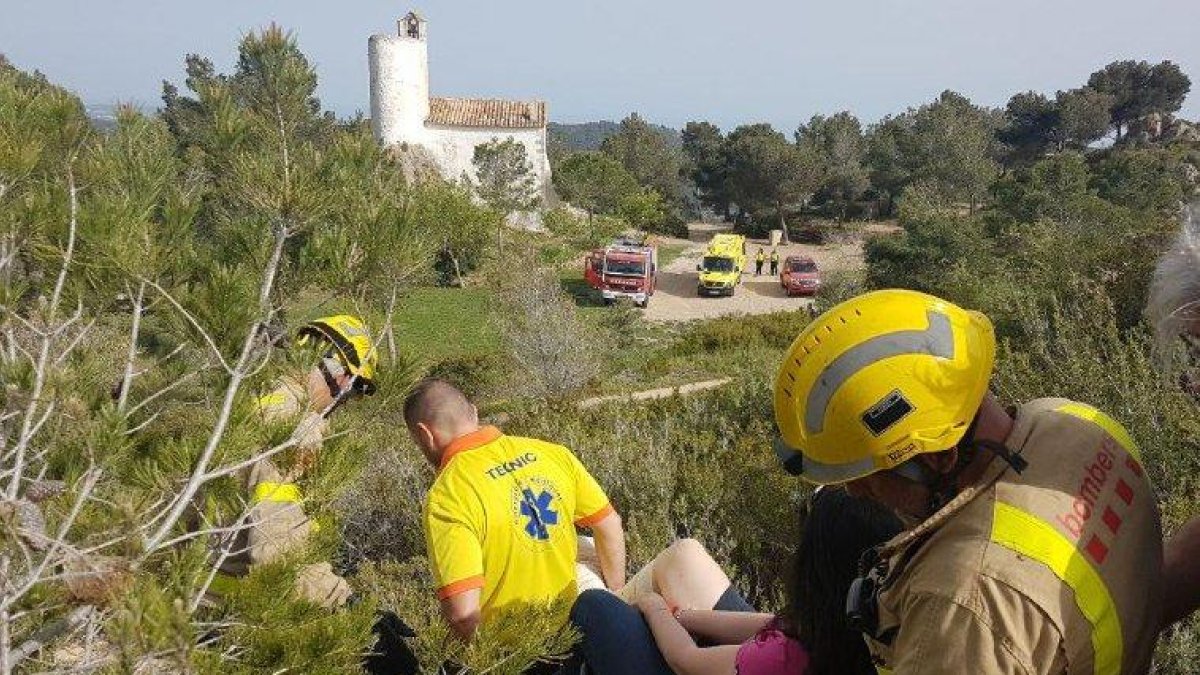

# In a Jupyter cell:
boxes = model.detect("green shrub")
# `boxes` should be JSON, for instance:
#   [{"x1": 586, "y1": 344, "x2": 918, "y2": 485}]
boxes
[
  {"x1": 993, "y1": 290, "x2": 1200, "y2": 524},
  {"x1": 673, "y1": 310, "x2": 811, "y2": 356},
  {"x1": 426, "y1": 352, "x2": 510, "y2": 399}
]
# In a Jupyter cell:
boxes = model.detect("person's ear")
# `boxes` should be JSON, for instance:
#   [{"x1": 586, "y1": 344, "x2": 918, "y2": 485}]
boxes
[
  {"x1": 415, "y1": 422, "x2": 437, "y2": 452},
  {"x1": 920, "y1": 449, "x2": 959, "y2": 476}
]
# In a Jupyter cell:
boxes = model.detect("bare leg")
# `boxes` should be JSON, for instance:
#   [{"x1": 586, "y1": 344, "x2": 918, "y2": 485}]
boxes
[{"x1": 619, "y1": 538, "x2": 733, "y2": 610}]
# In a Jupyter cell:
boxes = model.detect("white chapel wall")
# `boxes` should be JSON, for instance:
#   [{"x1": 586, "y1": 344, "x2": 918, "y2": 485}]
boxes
[{"x1": 426, "y1": 126, "x2": 553, "y2": 199}]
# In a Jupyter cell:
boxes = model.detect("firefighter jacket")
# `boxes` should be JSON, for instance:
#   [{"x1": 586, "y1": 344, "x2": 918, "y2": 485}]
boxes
[
  {"x1": 209, "y1": 377, "x2": 351, "y2": 608},
  {"x1": 868, "y1": 398, "x2": 1163, "y2": 675}
]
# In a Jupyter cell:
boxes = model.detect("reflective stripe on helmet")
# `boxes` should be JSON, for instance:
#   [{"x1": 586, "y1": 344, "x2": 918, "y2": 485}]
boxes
[
  {"x1": 806, "y1": 310, "x2": 954, "y2": 434},
  {"x1": 1054, "y1": 403, "x2": 1141, "y2": 463},
  {"x1": 774, "y1": 437, "x2": 878, "y2": 483},
  {"x1": 991, "y1": 501, "x2": 1121, "y2": 675}
]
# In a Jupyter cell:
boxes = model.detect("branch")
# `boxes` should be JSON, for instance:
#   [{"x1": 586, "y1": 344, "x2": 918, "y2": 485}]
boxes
[
  {"x1": 8, "y1": 605, "x2": 95, "y2": 669},
  {"x1": 139, "y1": 278, "x2": 232, "y2": 374},
  {"x1": 6, "y1": 168, "x2": 79, "y2": 500},
  {"x1": 142, "y1": 225, "x2": 289, "y2": 553},
  {"x1": 116, "y1": 281, "x2": 146, "y2": 413},
  {"x1": 125, "y1": 368, "x2": 202, "y2": 418},
  {"x1": 3, "y1": 467, "x2": 101, "y2": 610}
]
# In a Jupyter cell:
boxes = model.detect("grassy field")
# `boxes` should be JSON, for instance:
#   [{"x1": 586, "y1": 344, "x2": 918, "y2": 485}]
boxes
[{"x1": 393, "y1": 286, "x2": 501, "y2": 361}]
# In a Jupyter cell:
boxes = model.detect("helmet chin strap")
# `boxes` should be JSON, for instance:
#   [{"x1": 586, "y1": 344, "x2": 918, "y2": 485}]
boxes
[
  {"x1": 891, "y1": 414, "x2": 1028, "y2": 514},
  {"x1": 318, "y1": 356, "x2": 351, "y2": 417}
]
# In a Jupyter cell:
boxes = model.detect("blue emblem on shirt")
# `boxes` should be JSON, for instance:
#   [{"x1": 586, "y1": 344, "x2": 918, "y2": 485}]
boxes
[{"x1": 519, "y1": 488, "x2": 559, "y2": 540}]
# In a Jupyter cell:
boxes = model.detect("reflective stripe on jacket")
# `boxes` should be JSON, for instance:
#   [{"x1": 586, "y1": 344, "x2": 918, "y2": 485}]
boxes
[
  {"x1": 870, "y1": 398, "x2": 1163, "y2": 675},
  {"x1": 206, "y1": 378, "x2": 348, "y2": 608}
]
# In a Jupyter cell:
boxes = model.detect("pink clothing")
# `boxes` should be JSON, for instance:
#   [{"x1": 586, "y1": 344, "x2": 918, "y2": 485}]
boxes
[{"x1": 735, "y1": 624, "x2": 809, "y2": 674}]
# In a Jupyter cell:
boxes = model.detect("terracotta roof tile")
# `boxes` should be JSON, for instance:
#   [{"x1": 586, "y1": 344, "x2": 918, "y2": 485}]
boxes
[{"x1": 427, "y1": 97, "x2": 546, "y2": 129}]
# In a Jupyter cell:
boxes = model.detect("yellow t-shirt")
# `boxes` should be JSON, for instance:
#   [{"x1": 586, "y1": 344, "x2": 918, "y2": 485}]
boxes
[{"x1": 423, "y1": 426, "x2": 614, "y2": 620}]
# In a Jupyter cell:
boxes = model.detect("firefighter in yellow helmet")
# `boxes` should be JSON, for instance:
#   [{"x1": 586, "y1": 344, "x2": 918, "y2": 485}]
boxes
[
  {"x1": 773, "y1": 290, "x2": 1162, "y2": 675},
  {"x1": 208, "y1": 314, "x2": 378, "y2": 608}
]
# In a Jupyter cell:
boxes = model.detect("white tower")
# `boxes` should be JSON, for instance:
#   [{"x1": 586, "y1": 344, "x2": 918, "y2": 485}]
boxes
[{"x1": 368, "y1": 11, "x2": 430, "y2": 147}]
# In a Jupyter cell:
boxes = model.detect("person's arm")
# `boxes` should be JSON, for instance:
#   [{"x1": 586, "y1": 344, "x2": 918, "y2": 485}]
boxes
[
  {"x1": 889, "y1": 592, "x2": 1038, "y2": 675},
  {"x1": 676, "y1": 609, "x2": 775, "y2": 645},
  {"x1": 568, "y1": 448, "x2": 626, "y2": 590},
  {"x1": 1163, "y1": 516, "x2": 1200, "y2": 627},
  {"x1": 637, "y1": 593, "x2": 740, "y2": 675},
  {"x1": 424, "y1": 491, "x2": 485, "y2": 641},
  {"x1": 440, "y1": 588, "x2": 482, "y2": 642},
  {"x1": 589, "y1": 510, "x2": 626, "y2": 591}
]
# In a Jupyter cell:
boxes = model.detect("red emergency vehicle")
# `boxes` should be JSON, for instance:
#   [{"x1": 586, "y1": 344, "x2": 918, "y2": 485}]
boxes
[{"x1": 584, "y1": 238, "x2": 658, "y2": 308}]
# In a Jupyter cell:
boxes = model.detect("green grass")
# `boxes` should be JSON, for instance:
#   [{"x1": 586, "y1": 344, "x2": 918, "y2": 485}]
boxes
[
  {"x1": 393, "y1": 287, "x2": 500, "y2": 361},
  {"x1": 657, "y1": 243, "x2": 687, "y2": 269}
]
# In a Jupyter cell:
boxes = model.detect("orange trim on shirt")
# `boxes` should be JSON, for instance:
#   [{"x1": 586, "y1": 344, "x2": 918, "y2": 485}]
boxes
[
  {"x1": 436, "y1": 575, "x2": 485, "y2": 600},
  {"x1": 439, "y1": 426, "x2": 503, "y2": 471},
  {"x1": 575, "y1": 503, "x2": 616, "y2": 527}
]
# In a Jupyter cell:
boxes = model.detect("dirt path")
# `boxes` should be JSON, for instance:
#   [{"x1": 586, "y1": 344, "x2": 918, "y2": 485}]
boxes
[
  {"x1": 577, "y1": 378, "x2": 733, "y2": 409},
  {"x1": 642, "y1": 222, "x2": 878, "y2": 323}
]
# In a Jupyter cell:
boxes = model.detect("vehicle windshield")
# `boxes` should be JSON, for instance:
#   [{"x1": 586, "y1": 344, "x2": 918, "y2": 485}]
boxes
[
  {"x1": 702, "y1": 256, "x2": 735, "y2": 273},
  {"x1": 605, "y1": 259, "x2": 646, "y2": 276},
  {"x1": 788, "y1": 261, "x2": 817, "y2": 273}
]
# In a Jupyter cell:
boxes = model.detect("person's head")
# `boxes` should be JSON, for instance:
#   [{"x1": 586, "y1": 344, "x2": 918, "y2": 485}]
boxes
[
  {"x1": 403, "y1": 378, "x2": 479, "y2": 467},
  {"x1": 1147, "y1": 202, "x2": 1200, "y2": 375},
  {"x1": 781, "y1": 487, "x2": 903, "y2": 675},
  {"x1": 295, "y1": 315, "x2": 379, "y2": 413},
  {"x1": 773, "y1": 289, "x2": 1014, "y2": 522}
]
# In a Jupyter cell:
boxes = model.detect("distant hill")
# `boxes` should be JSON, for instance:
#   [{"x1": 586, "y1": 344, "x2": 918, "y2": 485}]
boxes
[{"x1": 548, "y1": 120, "x2": 681, "y2": 154}]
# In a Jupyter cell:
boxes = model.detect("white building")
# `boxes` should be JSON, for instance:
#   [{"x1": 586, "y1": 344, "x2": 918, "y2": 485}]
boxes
[{"x1": 368, "y1": 12, "x2": 552, "y2": 199}]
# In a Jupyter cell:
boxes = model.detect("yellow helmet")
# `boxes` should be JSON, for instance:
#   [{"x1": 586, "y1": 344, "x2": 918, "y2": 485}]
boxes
[
  {"x1": 773, "y1": 289, "x2": 995, "y2": 484},
  {"x1": 297, "y1": 314, "x2": 378, "y2": 395}
]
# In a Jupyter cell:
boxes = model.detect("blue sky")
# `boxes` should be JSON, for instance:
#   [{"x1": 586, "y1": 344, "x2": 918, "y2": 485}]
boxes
[{"x1": 3, "y1": 0, "x2": 1198, "y2": 131}]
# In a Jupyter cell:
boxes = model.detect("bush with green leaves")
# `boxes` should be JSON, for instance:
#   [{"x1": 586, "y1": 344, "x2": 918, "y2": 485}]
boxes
[{"x1": 0, "y1": 31, "x2": 496, "y2": 672}]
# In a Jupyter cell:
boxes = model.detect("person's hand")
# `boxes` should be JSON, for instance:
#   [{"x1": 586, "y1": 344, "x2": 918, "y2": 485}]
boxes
[{"x1": 635, "y1": 592, "x2": 670, "y2": 618}]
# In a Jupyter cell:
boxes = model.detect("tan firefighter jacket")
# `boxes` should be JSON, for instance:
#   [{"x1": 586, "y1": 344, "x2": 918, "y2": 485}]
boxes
[
  {"x1": 208, "y1": 376, "x2": 350, "y2": 608},
  {"x1": 867, "y1": 398, "x2": 1163, "y2": 675}
]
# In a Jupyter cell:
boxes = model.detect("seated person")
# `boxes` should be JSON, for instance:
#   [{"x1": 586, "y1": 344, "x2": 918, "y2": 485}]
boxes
[
  {"x1": 570, "y1": 487, "x2": 903, "y2": 675},
  {"x1": 404, "y1": 379, "x2": 626, "y2": 641}
]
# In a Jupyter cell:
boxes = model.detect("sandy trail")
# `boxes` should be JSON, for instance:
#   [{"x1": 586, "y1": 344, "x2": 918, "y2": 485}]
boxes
[{"x1": 577, "y1": 377, "x2": 733, "y2": 409}]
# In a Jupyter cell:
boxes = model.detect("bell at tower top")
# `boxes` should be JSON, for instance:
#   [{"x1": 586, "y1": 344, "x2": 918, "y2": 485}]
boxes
[{"x1": 399, "y1": 11, "x2": 427, "y2": 40}]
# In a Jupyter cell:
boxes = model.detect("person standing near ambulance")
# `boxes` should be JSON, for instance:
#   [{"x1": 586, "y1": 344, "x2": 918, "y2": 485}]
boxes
[
  {"x1": 403, "y1": 379, "x2": 626, "y2": 642},
  {"x1": 773, "y1": 289, "x2": 1163, "y2": 674}
]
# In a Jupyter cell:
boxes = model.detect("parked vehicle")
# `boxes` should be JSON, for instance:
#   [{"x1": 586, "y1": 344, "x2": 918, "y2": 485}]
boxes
[
  {"x1": 584, "y1": 238, "x2": 658, "y2": 308},
  {"x1": 780, "y1": 255, "x2": 821, "y2": 296},
  {"x1": 696, "y1": 233, "x2": 746, "y2": 297}
]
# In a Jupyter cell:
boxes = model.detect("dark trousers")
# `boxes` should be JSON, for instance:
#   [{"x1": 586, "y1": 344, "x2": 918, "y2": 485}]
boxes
[
  {"x1": 770, "y1": 261, "x2": 778, "y2": 275},
  {"x1": 755, "y1": 260, "x2": 764, "y2": 275},
  {"x1": 567, "y1": 587, "x2": 755, "y2": 675}
]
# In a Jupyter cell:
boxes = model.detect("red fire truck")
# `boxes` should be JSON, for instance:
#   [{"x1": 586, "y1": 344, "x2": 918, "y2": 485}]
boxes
[{"x1": 583, "y1": 238, "x2": 658, "y2": 308}]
